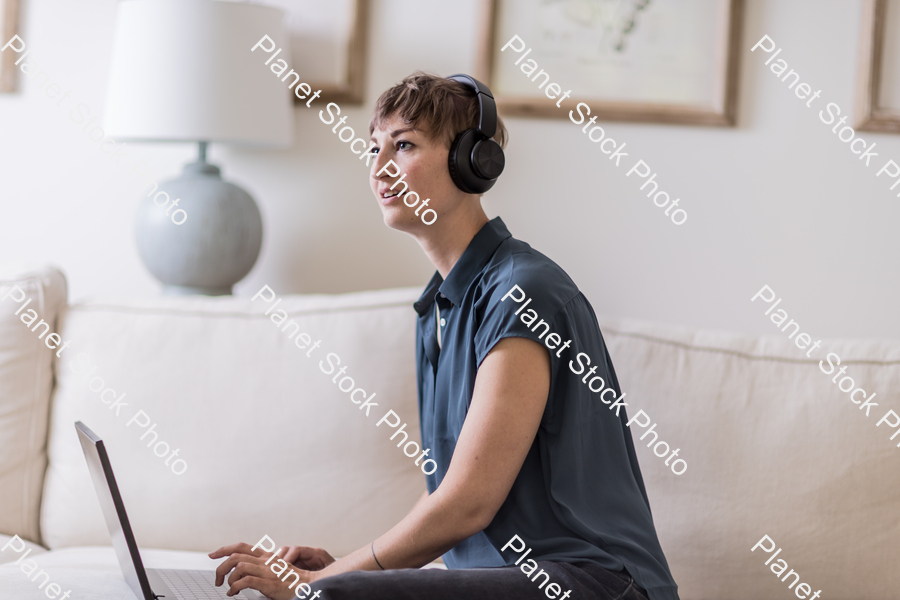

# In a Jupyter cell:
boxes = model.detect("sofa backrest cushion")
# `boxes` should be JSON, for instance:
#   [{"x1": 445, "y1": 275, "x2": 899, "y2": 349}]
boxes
[
  {"x1": 0, "y1": 265, "x2": 68, "y2": 546},
  {"x1": 41, "y1": 287, "x2": 426, "y2": 557},
  {"x1": 598, "y1": 316, "x2": 900, "y2": 599}
]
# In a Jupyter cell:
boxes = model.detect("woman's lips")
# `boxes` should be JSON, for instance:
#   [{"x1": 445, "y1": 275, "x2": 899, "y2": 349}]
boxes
[{"x1": 380, "y1": 190, "x2": 401, "y2": 206}]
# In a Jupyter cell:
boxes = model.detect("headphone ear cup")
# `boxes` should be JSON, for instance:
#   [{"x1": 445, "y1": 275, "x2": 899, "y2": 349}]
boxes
[
  {"x1": 448, "y1": 130, "x2": 471, "y2": 193},
  {"x1": 448, "y1": 129, "x2": 499, "y2": 194},
  {"x1": 472, "y1": 138, "x2": 505, "y2": 180}
]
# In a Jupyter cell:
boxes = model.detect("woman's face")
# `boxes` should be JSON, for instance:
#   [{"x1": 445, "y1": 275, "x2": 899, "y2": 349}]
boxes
[{"x1": 369, "y1": 114, "x2": 463, "y2": 233}]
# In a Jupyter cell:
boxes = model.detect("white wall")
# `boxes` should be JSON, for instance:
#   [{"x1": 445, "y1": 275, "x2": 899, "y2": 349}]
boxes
[{"x1": 2, "y1": 0, "x2": 898, "y2": 340}]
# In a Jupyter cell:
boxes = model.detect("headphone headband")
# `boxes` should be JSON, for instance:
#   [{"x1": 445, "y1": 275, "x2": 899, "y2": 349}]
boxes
[{"x1": 447, "y1": 74, "x2": 498, "y2": 139}]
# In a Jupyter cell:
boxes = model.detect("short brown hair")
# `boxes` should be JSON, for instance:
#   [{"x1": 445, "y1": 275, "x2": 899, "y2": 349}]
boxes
[{"x1": 369, "y1": 71, "x2": 508, "y2": 149}]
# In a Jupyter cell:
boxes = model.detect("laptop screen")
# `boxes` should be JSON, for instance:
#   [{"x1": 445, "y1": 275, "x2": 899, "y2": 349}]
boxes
[{"x1": 76, "y1": 421, "x2": 155, "y2": 600}]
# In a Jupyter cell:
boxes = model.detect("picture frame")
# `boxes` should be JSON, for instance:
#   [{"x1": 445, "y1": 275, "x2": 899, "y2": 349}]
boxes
[
  {"x1": 259, "y1": 0, "x2": 368, "y2": 106},
  {"x1": 0, "y1": 0, "x2": 20, "y2": 93},
  {"x1": 855, "y1": 0, "x2": 900, "y2": 132},
  {"x1": 475, "y1": 0, "x2": 743, "y2": 127}
]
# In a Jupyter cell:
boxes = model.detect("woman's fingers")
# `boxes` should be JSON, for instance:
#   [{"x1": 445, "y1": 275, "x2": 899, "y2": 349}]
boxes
[
  {"x1": 212, "y1": 543, "x2": 292, "y2": 585},
  {"x1": 209, "y1": 542, "x2": 320, "y2": 600},
  {"x1": 209, "y1": 542, "x2": 260, "y2": 560},
  {"x1": 225, "y1": 575, "x2": 274, "y2": 598},
  {"x1": 282, "y1": 545, "x2": 303, "y2": 566},
  {"x1": 226, "y1": 562, "x2": 299, "y2": 600},
  {"x1": 287, "y1": 546, "x2": 336, "y2": 570},
  {"x1": 215, "y1": 552, "x2": 258, "y2": 587}
]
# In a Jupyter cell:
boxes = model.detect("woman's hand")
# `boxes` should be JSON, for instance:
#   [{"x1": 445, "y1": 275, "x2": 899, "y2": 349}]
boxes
[
  {"x1": 277, "y1": 545, "x2": 336, "y2": 571},
  {"x1": 209, "y1": 542, "x2": 321, "y2": 599}
]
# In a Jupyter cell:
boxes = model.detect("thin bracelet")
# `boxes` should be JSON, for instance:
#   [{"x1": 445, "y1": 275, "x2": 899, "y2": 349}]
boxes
[{"x1": 371, "y1": 541, "x2": 386, "y2": 570}]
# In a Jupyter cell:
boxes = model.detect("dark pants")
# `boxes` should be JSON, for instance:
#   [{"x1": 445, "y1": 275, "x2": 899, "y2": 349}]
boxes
[{"x1": 310, "y1": 561, "x2": 649, "y2": 600}]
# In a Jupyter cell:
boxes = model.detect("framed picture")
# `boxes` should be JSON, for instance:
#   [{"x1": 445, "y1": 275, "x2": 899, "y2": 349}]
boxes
[
  {"x1": 254, "y1": 0, "x2": 368, "y2": 106},
  {"x1": 0, "y1": 0, "x2": 20, "y2": 93},
  {"x1": 475, "y1": 0, "x2": 743, "y2": 126},
  {"x1": 855, "y1": 0, "x2": 900, "y2": 132}
]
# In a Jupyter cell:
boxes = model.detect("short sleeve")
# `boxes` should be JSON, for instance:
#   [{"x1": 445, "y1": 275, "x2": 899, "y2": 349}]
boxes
[{"x1": 473, "y1": 254, "x2": 577, "y2": 368}]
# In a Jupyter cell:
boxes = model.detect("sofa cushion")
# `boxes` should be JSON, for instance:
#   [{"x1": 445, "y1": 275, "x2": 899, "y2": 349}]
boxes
[
  {"x1": 0, "y1": 266, "x2": 68, "y2": 546},
  {"x1": 597, "y1": 316, "x2": 900, "y2": 600},
  {"x1": 0, "y1": 546, "x2": 227, "y2": 600},
  {"x1": 0, "y1": 534, "x2": 47, "y2": 566},
  {"x1": 41, "y1": 287, "x2": 426, "y2": 558}
]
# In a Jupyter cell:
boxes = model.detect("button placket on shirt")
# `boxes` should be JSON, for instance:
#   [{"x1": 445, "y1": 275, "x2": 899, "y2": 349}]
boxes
[
  {"x1": 437, "y1": 293, "x2": 452, "y2": 330},
  {"x1": 437, "y1": 292, "x2": 449, "y2": 328}
]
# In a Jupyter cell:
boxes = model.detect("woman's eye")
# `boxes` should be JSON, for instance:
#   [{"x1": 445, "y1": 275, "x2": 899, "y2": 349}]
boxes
[{"x1": 397, "y1": 141, "x2": 413, "y2": 150}]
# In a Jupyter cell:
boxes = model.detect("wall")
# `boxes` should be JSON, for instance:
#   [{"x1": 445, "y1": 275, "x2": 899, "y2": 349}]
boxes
[{"x1": 1, "y1": 0, "x2": 897, "y2": 340}]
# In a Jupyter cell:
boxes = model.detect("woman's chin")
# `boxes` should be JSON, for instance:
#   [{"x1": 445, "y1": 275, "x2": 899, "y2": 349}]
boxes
[{"x1": 381, "y1": 205, "x2": 418, "y2": 232}]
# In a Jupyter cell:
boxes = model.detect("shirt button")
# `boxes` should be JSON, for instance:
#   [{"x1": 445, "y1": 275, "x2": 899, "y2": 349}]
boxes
[{"x1": 440, "y1": 318, "x2": 446, "y2": 327}]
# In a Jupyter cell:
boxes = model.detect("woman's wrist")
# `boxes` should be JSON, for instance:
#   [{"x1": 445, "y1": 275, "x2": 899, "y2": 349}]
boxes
[
  {"x1": 306, "y1": 552, "x2": 357, "y2": 582},
  {"x1": 304, "y1": 569, "x2": 321, "y2": 584}
]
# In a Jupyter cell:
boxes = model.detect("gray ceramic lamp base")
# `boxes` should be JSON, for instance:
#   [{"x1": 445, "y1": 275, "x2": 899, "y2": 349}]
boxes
[{"x1": 135, "y1": 157, "x2": 263, "y2": 296}]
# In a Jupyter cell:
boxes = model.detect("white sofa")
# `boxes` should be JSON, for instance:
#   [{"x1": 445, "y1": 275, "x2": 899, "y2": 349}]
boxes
[{"x1": 1, "y1": 265, "x2": 898, "y2": 600}]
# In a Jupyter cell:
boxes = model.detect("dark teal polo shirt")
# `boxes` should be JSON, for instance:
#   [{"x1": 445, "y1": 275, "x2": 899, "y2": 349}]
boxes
[{"x1": 413, "y1": 217, "x2": 679, "y2": 600}]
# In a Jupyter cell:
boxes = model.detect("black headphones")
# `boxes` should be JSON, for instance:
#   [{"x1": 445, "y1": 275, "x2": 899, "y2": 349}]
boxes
[{"x1": 446, "y1": 74, "x2": 506, "y2": 194}]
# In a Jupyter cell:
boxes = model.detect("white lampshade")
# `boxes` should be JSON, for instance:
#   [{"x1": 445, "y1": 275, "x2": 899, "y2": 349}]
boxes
[{"x1": 104, "y1": 0, "x2": 293, "y2": 147}]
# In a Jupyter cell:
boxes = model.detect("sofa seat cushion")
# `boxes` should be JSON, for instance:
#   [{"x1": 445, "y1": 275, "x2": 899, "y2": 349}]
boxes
[
  {"x1": 0, "y1": 546, "x2": 227, "y2": 600},
  {"x1": 42, "y1": 287, "x2": 426, "y2": 557},
  {"x1": 0, "y1": 534, "x2": 47, "y2": 565},
  {"x1": 0, "y1": 266, "x2": 68, "y2": 546}
]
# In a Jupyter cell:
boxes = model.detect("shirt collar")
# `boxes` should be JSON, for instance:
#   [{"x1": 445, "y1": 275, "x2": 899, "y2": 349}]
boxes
[
  {"x1": 413, "y1": 271, "x2": 443, "y2": 316},
  {"x1": 413, "y1": 217, "x2": 512, "y2": 316}
]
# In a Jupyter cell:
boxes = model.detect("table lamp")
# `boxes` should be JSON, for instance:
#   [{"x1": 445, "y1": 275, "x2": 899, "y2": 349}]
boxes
[{"x1": 104, "y1": 0, "x2": 294, "y2": 295}]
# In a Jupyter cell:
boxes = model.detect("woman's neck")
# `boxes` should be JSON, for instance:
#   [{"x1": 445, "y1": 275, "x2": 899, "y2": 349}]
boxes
[{"x1": 416, "y1": 204, "x2": 490, "y2": 280}]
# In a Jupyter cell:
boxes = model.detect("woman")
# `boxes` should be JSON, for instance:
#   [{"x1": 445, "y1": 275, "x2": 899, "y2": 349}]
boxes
[{"x1": 211, "y1": 72, "x2": 679, "y2": 600}]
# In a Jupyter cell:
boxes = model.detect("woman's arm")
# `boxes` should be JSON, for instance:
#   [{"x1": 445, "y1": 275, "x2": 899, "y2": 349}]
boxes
[
  {"x1": 318, "y1": 335, "x2": 551, "y2": 572},
  {"x1": 411, "y1": 489, "x2": 429, "y2": 511},
  {"x1": 212, "y1": 336, "x2": 550, "y2": 597}
]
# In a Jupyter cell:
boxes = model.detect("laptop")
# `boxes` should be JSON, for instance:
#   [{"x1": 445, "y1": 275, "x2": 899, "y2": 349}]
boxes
[{"x1": 75, "y1": 421, "x2": 264, "y2": 600}]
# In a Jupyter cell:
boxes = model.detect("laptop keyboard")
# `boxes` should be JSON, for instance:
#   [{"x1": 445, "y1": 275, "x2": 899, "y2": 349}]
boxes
[{"x1": 156, "y1": 569, "x2": 254, "y2": 599}]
